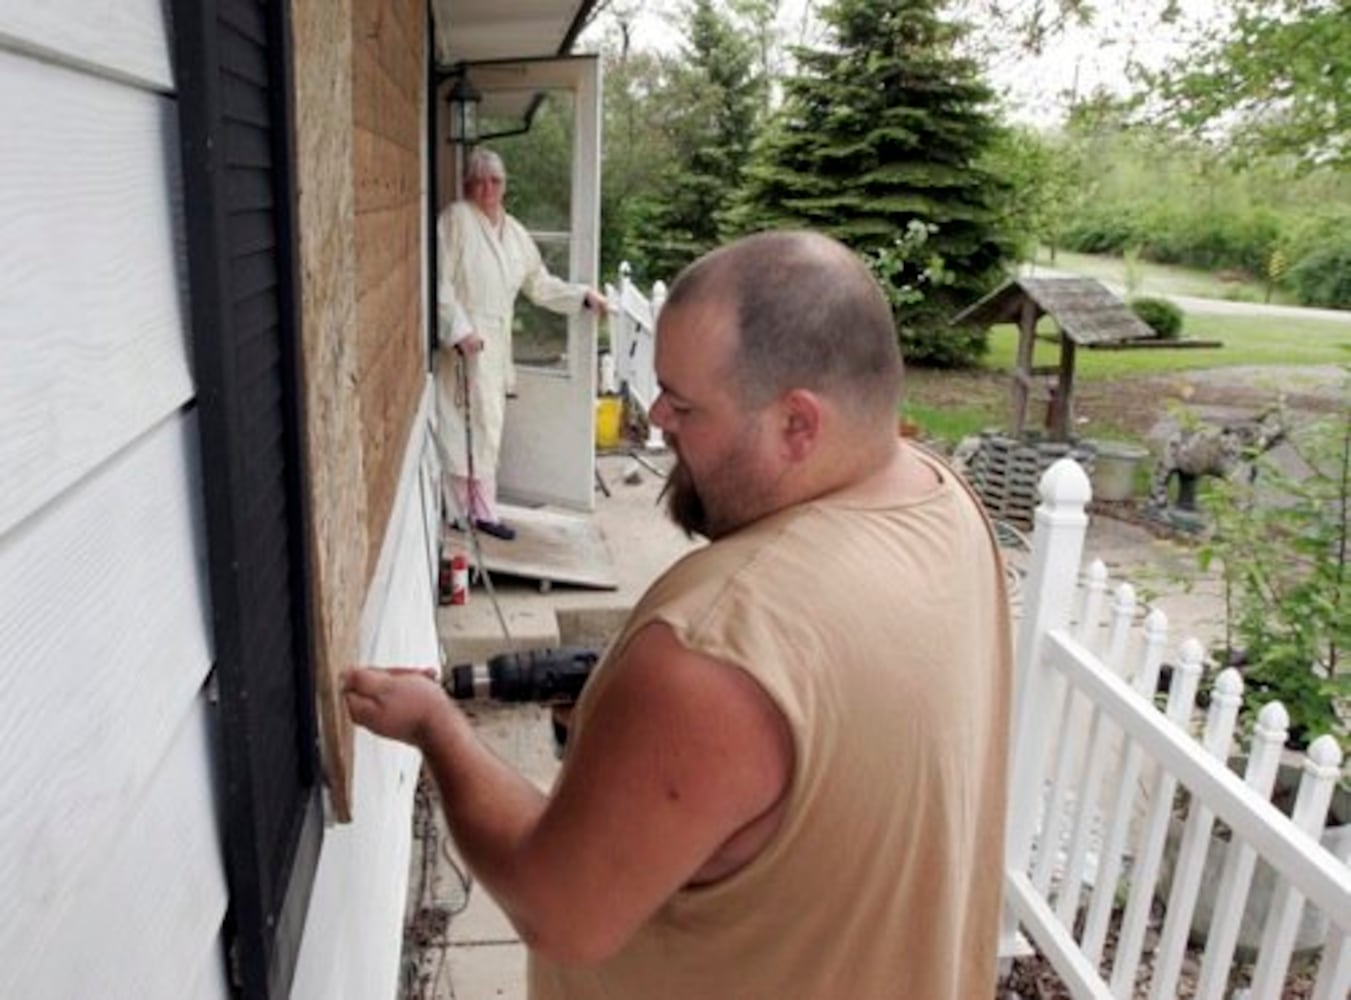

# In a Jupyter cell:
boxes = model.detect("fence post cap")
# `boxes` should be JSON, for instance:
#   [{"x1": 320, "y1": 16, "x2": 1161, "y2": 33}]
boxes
[
  {"x1": 1305, "y1": 733, "x2": 1345, "y2": 773},
  {"x1": 1254, "y1": 700, "x2": 1290, "y2": 738},
  {"x1": 1038, "y1": 457, "x2": 1092, "y2": 506},
  {"x1": 1178, "y1": 636, "x2": 1206, "y2": 668},
  {"x1": 1212, "y1": 666, "x2": 1244, "y2": 702},
  {"x1": 1144, "y1": 607, "x2": 1169, "y2": 638}
]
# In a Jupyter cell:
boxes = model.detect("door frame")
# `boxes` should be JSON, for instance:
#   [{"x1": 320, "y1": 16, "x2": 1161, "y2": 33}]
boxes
[{"x1": 433, "y1": 54, "x2": 602, "y2": 511}]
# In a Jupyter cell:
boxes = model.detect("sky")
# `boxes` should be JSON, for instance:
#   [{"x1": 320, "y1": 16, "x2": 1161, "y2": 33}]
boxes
[
  {"x1": 579, "y1": 0, "x2": 1226, "y2": 128},
  {"x1": 974, "y1": 1, "x2": 1225, "y2": 126}
]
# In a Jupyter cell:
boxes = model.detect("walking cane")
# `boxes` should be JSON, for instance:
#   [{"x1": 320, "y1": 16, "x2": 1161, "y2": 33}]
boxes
[{"x1": 454, "y1": 350, "x2": 512, "y2": 641}]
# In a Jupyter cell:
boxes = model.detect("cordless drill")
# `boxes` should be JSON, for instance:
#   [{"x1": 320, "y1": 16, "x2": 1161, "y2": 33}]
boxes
[{"x1": 448, "y1": 646, "x2": 601, "y2": 705}]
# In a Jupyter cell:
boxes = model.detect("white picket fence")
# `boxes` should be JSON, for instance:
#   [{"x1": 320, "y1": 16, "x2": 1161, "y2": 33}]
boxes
[
  {"x1": 1005, "y1": 458, "x2": 1350, "y2": 999},
  {"x1": 603, "y1": 262, "x2": 665, "y2": 449}
]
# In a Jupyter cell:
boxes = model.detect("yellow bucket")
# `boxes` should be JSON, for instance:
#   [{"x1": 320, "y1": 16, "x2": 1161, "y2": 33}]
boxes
[{"x1": 594, "y1": 395, "x2": 623, "y2": 449}]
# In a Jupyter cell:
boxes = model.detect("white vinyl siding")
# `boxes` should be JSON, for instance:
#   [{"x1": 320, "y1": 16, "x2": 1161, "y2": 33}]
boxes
[
  {"x1": 0, "y1": 417, "x2": 223, "y2": 998},
  {"x1": 1, "y1": 4, "x2": 437, "y2": 996},
  {"x1": 0, "y1": 0, "x2": 171, "y2": 90},
  {"x1": 0, "y1": 7, "x2": 225, "y2": 998},
  {"x1": 0, "y1": 46, "x2": 191, "y2": 537},
  {"x1": 291, "y1": 385, "x2": 440, "y2": 1000}
]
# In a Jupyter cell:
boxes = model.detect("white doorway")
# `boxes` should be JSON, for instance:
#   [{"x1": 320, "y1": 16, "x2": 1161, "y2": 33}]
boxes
[{"x1": 436, "y1": 55, "x2": 602, "y2": 512}]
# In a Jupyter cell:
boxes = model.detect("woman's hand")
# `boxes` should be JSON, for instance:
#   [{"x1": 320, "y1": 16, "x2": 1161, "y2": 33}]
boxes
[
  {"x1": 456, "y1": 333, "x2": 485, "y2": 355},
  {"x1": 582, "y1": 290, "x2": 610, "y2": 314}
]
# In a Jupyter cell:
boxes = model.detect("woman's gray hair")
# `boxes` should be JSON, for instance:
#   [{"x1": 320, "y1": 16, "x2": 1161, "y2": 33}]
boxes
[{"x1": 465, "y1": 148, "x2": 505, "y2": 184}]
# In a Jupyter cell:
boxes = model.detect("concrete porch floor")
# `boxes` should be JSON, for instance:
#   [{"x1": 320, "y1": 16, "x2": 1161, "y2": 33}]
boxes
[{"x1": 399, "y1": 449, "x2": 1227, "y2": 999}]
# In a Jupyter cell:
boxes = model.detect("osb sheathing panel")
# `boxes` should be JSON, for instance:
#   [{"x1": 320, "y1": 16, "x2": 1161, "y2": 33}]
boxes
[
  {"x1": 354, "y1": 129, "x2": 421, "y2": 211},
  {"x1": 353, "y1": 38, "x2": 419, "y2": 146},
  {"x1": 353, "y1": 0, "x2": 426, "y2": 578},
  {"x1": 353, "y1": 212, "x2": 420, "y2": 563},
  {"x1": 292, "y1": 0, "x2": 365, "y2": 821}
]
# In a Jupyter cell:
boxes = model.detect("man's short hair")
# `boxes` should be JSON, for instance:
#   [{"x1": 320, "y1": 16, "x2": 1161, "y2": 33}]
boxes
[
  {"x1": 465, "y1": 148, "x2": 505, "y2": 184},
  {"x1": 666, "y1": 231, "x2": 902, "y2": 418}
]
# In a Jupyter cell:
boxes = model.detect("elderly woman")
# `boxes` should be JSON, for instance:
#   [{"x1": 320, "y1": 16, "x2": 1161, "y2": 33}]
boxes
[{"x1": 435, "y1": 148, "x2": 606, "y2": 540}]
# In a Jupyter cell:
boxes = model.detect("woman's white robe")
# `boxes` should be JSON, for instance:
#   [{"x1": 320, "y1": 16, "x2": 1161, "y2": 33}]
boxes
[{"x1": 434, "y1": 200, "x2": 584, "y2": 487}]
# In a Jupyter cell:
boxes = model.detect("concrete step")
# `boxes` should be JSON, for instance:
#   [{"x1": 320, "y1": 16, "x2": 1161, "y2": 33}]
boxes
[{"x1": 437, "y1": 598, "x2": 560, "y2": 666}]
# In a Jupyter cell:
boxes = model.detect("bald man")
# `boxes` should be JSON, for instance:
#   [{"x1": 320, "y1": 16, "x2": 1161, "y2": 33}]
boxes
[{"x1": 347, "y1": 231, "x2": 1012, "y2": 999}]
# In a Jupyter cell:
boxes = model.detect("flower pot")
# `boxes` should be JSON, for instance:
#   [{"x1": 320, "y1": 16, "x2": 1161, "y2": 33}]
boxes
[{"x1": 1088, "y1": 441, "x2": 1148, "y2": 502}]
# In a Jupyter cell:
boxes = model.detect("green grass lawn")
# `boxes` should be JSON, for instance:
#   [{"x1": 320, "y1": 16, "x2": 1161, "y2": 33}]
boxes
[
  {"x1": 981, "y1": 313, "x2": 1351, "y2": 379},
  {"x1": 899, "y1": 400, "x2": 997, "y2": 442},
  {"x1": 1032, "y1": 248, "x2": 1296, "y2": 305},
  {"x1": 903, "y1": 254, "x2": 1350, "y2": 451}
]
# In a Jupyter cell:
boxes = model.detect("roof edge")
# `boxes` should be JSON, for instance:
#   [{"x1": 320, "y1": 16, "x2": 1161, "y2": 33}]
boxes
[{"x1": 559, "y1": 0, "x2": 601, "y2": 55}]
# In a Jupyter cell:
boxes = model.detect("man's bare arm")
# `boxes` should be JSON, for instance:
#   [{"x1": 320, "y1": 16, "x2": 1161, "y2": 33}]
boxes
[{"x1": 345, "y1": 620, "x2": 793, "y2": 965}]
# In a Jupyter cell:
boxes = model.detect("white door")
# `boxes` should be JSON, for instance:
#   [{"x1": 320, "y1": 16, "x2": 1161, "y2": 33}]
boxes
[{"x1": 461, "y1": 56, "x2": 601, "y2": 511}]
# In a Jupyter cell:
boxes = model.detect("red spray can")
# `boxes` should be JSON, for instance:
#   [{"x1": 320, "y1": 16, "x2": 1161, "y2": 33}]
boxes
[{"x1": 449, "y1": 553, "x2": 469, "y2": 606}]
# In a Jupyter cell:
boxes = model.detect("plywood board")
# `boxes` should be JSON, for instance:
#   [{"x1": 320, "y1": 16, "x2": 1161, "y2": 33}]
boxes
[
  {"x1": 452, "y1": 503, "x2": 617, "y2": 590},
  {"x1": 293, "y1": 0, "x2": 363, "y2": 821},
  {"x1": 354, "y1": 0, "x2": 425, "y2": 584}
]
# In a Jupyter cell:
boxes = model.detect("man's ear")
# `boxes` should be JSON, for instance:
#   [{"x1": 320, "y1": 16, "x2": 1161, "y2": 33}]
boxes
[{"x1": 779, "y1": 389, "x2": 822, "y2": 461}]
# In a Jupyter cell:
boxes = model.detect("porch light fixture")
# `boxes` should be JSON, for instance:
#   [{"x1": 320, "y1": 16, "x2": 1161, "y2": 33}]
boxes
[{"x1": 447, "y1": 66, "x2": 481, "y2": 145}]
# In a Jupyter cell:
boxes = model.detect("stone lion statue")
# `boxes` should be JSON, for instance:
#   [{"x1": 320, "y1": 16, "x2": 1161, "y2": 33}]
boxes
[{"x1": 1147, "y1": 407, "x2": 1288, "y2": 511}]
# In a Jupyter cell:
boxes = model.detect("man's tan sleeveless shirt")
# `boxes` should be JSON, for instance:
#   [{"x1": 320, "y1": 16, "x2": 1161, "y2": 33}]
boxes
[{"x1": 531, "y1": 450, "x2": 1012, "y2": 999}]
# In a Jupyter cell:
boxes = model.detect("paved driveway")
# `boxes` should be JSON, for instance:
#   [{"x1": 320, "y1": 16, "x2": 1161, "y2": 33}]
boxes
[{"x1": 1026, "y1": 264, "x2": 1351, "y2": 322}]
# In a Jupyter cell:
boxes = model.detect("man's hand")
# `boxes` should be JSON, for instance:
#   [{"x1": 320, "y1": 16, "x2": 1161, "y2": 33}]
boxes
[
  {"x1": 344, "y1": 667, "x2": 449, "y2": 748},
  {"x1": 456, "y1": 333, "x2": 485, "y2": 355}
]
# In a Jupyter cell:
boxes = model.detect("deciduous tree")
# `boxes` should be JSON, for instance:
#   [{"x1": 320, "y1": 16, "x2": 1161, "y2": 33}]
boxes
[
  {"x1": 1146, "y1": 0, "x2": 1350, "y2": 170},
  {"x1": 983, "y1": 125, "x2": 1084, "y2": 263}
]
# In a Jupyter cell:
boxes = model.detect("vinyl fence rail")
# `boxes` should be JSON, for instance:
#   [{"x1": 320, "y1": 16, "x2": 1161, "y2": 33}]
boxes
[
  {"x1": 1004, "y1": 458, "x2": 1350, "y2": 1000},
  {"x1": 604, "y1": 262, "x2": 664, "y2": 449}
]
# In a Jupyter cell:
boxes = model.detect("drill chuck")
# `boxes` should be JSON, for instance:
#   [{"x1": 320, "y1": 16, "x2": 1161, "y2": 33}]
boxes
[{"x1": 449, "y1": 645, "x2": 601, "y2": 704}]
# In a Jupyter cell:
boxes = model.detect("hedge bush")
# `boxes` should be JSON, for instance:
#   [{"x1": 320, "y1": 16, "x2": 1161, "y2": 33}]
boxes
[
  {"x1": 900, "y1": 320, "x2": 989, "y2": 368},
  {"x1": 1063, "y1": 203, "x2": 1281, "y2": 276},
  {"x1": 1144, "y1": 207, "x2": 1280, "y2": 274},
  {"x1": 1063, "y1": 207, "x2": 1144, "y2": 255},
  {"x1": 1288, "y1": 239, "x2": 1351, "y2": 309},
  {"x1": 1130, "y1": 297, "x2": 1185, "y2": 339}
]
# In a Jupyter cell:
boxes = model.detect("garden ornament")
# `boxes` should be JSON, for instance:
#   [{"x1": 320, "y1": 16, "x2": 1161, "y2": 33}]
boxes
[{"x1": 1146, "y1": 406, "x2": 1288, "y2": 515}]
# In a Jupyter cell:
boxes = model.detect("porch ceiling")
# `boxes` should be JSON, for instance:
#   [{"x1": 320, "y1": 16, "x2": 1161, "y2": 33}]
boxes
[{"x1": 431, "y1": 0, "x2": 597, "y2": 69}]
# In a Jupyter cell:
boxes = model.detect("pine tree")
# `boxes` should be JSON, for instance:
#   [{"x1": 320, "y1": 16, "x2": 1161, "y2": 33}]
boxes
[
  {"x1": 734, "y1": 0, "x2": 1015, "y2": 366},
  {"x1": 625, "y1": 0, "x2": 766, "y2": 281}
]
